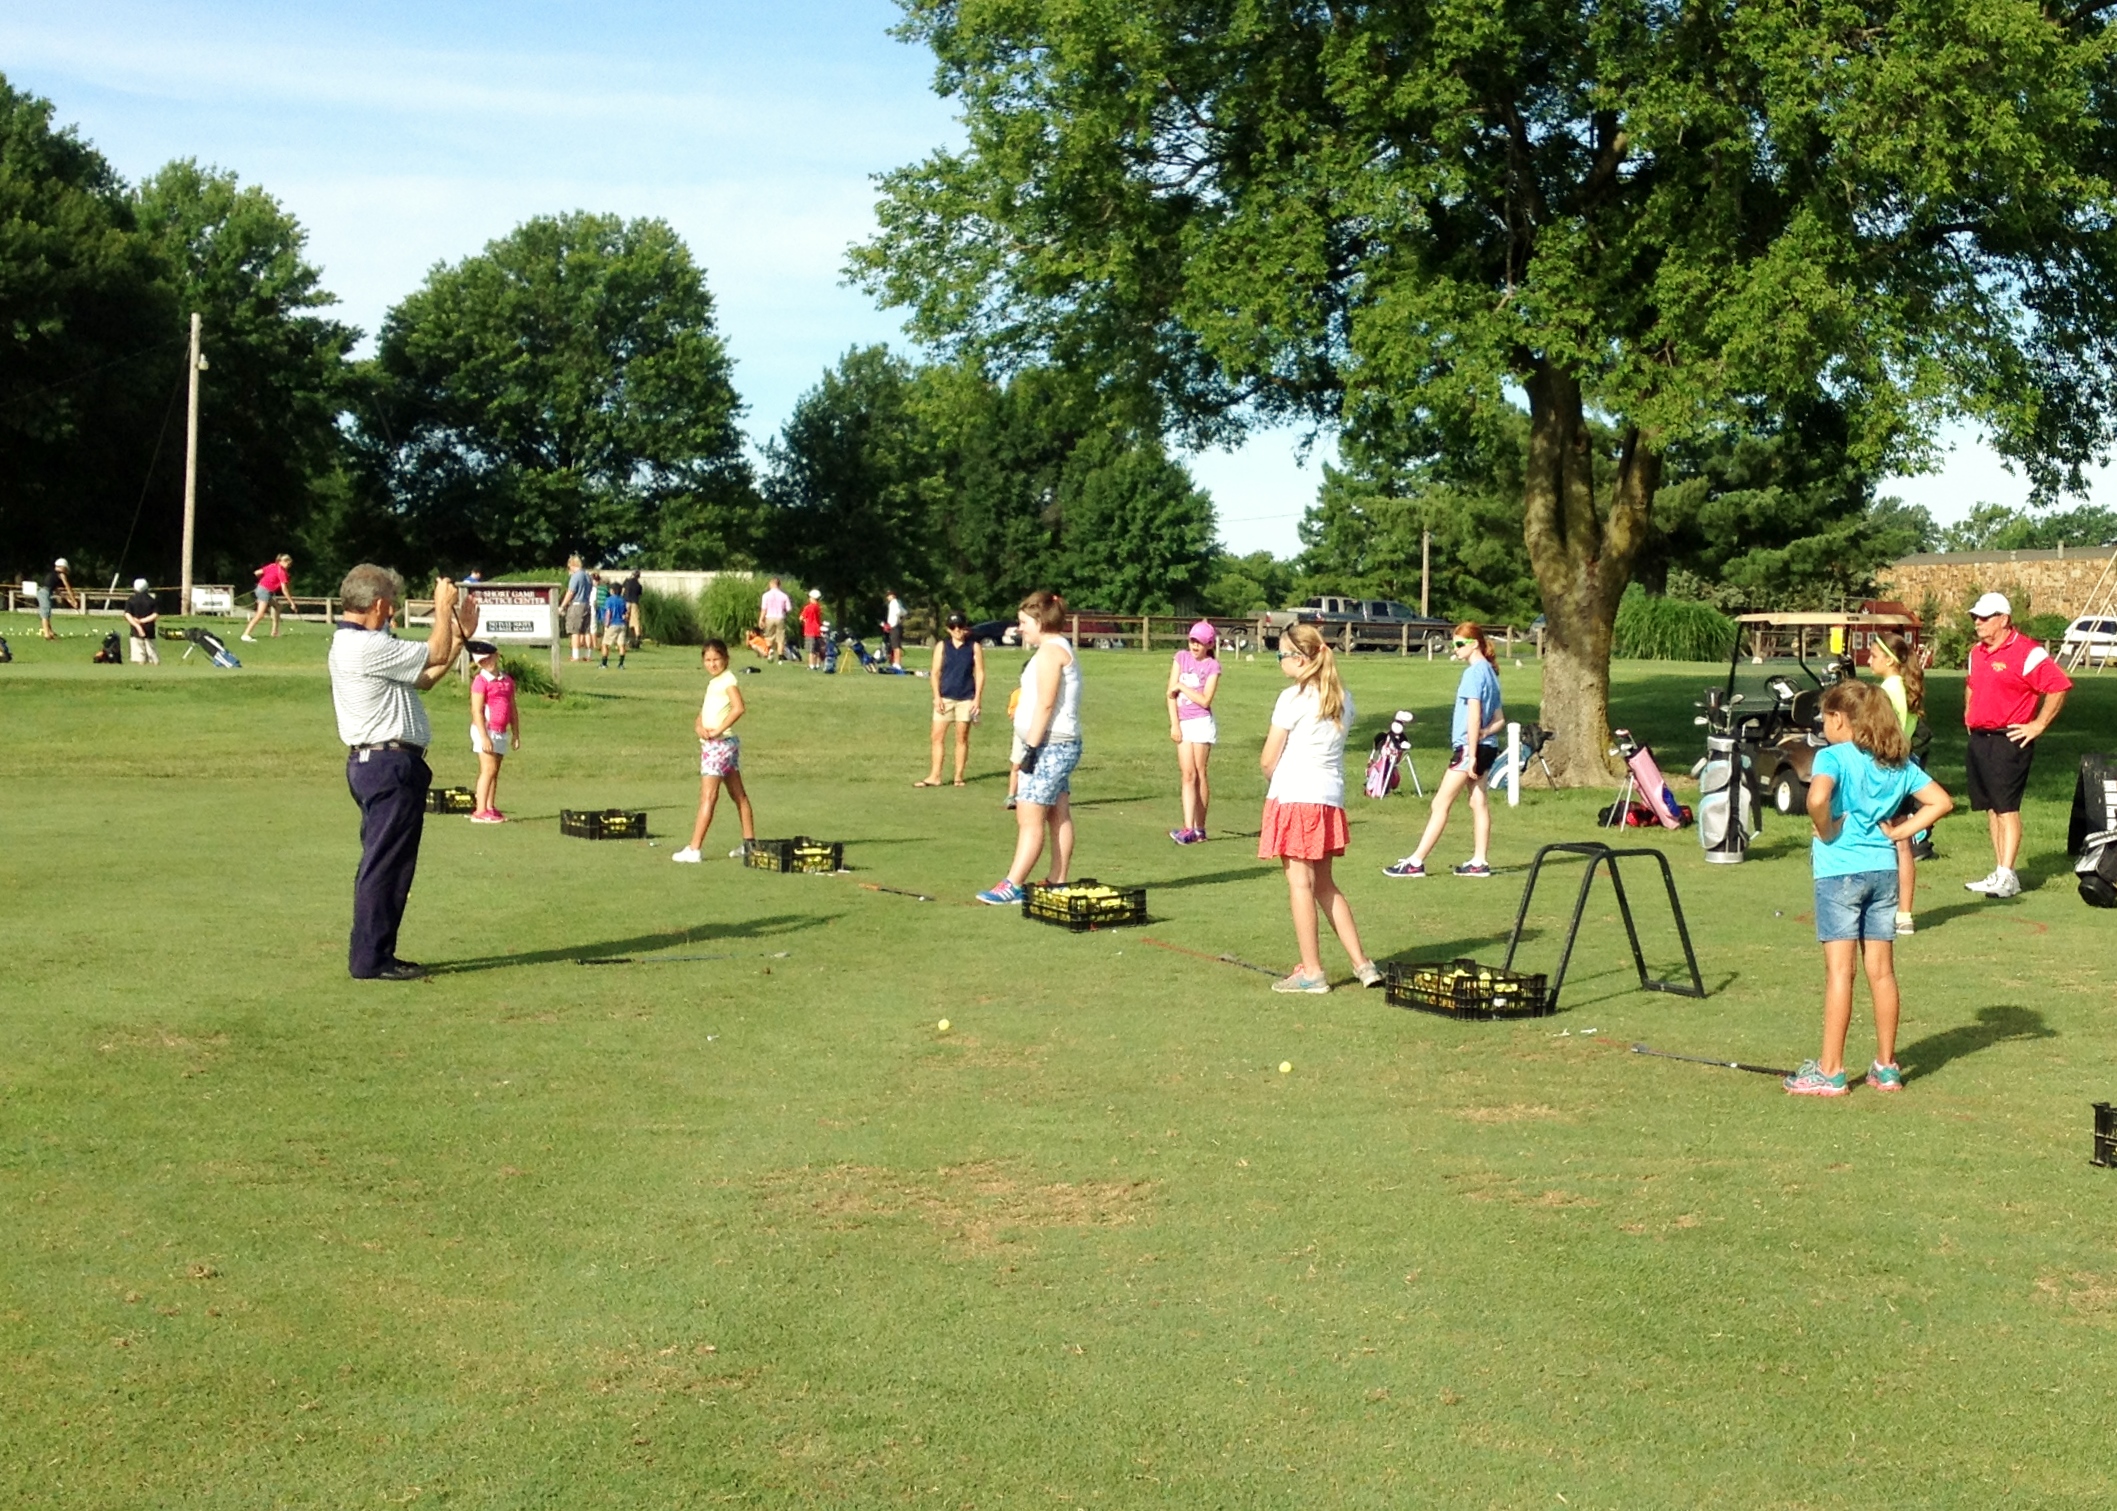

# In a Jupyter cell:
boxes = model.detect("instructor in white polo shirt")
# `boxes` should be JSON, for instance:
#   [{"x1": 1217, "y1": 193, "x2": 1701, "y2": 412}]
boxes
[{"x1": 329, "y1": 564, "x2": 475, "y2": 980}]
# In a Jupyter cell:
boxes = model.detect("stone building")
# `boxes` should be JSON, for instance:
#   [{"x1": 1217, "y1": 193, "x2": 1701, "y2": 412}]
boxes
[{"x1": 1876, "y1": 546, "x2": 2117, "y2": 622}]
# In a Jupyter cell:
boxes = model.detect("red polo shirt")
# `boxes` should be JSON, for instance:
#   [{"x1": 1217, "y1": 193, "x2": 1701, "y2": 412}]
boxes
[
  {"x1": 1965, "y1": 629, "x2": 2071, "y2": 730},
  {"x1": 800, "y1": 601, "x2": 824, "y2": 637}
]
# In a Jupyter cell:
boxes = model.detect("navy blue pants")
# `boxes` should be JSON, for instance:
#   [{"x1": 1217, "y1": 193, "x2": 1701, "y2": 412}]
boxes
[{"x1": 346, "y1": 748, "x2": 431, "y2": 977}]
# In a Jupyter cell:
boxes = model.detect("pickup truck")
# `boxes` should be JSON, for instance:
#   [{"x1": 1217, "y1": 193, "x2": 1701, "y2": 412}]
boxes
[{"x1": 1260, "y1": 596, "x2": 1456, "y2": 653}]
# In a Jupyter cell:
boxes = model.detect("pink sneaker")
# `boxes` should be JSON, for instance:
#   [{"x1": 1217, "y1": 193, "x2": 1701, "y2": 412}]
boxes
[{"x1": 470, "y1": 809, "x2": 505, "y2": 824}]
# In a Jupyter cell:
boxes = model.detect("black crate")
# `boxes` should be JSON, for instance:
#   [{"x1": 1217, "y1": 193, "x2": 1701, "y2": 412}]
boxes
[
  {"x1": 1385, "y1": 957, "x2": 1553, "y2": 1019},
  {"x1": 742, "y1": 837, "x2": 845, "y2": 874},
  {"x1": 560, "y1": 808, "x2": 649, "y2": 840},
  {"x1": 2095, "y1": 1102, "x2": 2116, "y2": 1169},
  {"x1": 1022, "y1": 879, "x2": 1147, "y2": 931},
  {"x1": 426, "y1": 785, "x2": 476, "y2": 815}
]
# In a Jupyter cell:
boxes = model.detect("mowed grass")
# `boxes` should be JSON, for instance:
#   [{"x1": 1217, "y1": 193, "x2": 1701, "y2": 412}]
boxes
[{"x1": 3, "y1": 614, "x2": 2116, "y2": 1508}]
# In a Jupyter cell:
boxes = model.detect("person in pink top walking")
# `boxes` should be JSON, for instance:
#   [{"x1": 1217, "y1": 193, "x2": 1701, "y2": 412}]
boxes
[
  {"x1": 241, "y1": 554, "x2": 297, "y2": 641},
  {"x1": 466, "y1": 640, "x2": 522, "y2": 822},
  {"x1": 1166, "y1": 620, "x2": 1222, "y2": 843}
]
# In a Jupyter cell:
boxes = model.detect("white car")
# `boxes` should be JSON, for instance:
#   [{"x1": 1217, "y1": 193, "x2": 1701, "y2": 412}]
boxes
[{"x1": 2062, "y1": 615, "x2": 2117, "y2": 665}]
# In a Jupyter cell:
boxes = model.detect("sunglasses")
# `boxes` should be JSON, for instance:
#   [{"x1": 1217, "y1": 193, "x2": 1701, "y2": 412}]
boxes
[
  {"x1": 1451, "y1": 637, "x2": 1475, "y2": 648},
  {"x1": 1277, "y1": 649, "x2": 1303, "y2": 661}
]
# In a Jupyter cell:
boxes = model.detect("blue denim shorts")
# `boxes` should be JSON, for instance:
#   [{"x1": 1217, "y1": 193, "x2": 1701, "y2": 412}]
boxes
[
  {"x1": 1017, "y1": 738, "x2": 1081, "y2": 807},
  {"x1": 1814, "y1": 870, "x2": 1898, "y2": 943}
]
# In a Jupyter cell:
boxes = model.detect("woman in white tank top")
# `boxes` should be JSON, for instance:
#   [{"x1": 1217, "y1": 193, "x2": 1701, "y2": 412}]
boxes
[{"x1": 978, "y1": 590, "x2": 1082, "y2": 904}]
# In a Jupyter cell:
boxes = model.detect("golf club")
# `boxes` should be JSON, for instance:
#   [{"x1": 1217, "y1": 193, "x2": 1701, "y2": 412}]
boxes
[
  {"x1": 860, "y1": 882, "x2": 935, "y2": 902},
  {"x1": 1630, "y1": 1042, "x2": 1794, "y2": 1078},
  {"x1": 1141, "y1": 935, "x2": 1280, "y2": 978}
]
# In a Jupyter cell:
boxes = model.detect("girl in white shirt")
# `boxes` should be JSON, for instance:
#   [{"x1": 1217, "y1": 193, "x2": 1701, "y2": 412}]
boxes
[
  {"x1": 672, "y1": 640, "x2": 757, "y2": 863},
  {"x1": 978, "y1": 590, "x2": 1081, "y2": 905},
  {"x1": 1259, "y1": 623, "x2": 1382, "y2": 993}
]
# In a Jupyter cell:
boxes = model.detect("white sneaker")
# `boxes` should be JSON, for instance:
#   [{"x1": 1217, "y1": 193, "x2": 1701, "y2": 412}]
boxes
[
  {"x1": 239, "y1": 634, "x2": 257, "y2": 643},
  {"x1": 671, "y1": 847, "x2": 701, "y2": 864},
  {"x1": 728, "y1": 844, "x2": 748, "y2": 858},
  {"x1": 1989, "y1": 868, "x2": 2022, "y2": 899},
  {"x1": 1964, "y1": 870, "x2": 2002, "y2": 894}
]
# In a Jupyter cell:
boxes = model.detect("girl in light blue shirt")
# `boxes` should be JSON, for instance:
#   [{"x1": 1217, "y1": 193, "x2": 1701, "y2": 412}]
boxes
[{"x1": 1383, "y1": 623, "x2": 1505, "y2": 879}]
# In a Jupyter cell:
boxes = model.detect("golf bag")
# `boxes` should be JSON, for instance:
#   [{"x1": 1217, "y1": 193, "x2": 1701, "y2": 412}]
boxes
[
  {"x1": 0, "y1": 634, "x2": 11, "y2": 663},
  {"x1": 1487, "y1": 721, "x2": 1556, "y2": 790},
  {"x1": 92, "y1": 631, "x2": 123, "y2": 663},
  {"x1": 2068, "y1": 752, "x2": 2117, "y2": 908},
  {"x1": 1695, "y1": 733, "x2": 1755, "y2": 863},
  {"x1": 183, "y1": 626, "x2": 241, "y2": 669},
  {"x1": 1364, "y1": 710, "x2": 1417, "y2": 799}
]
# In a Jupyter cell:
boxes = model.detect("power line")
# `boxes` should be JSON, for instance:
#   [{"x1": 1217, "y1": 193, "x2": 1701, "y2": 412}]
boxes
[{"x1": 0, "y1": 336, "x2": 188, "y2": 413}]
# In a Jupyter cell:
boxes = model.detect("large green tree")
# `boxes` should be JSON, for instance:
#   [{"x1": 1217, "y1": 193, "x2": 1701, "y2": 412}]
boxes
[
  {"x1": 359, "y1": 212, "x2": 754, "y2": 573},
  {"x1": 134, "y1": 160, "x2": 357, "y2": 588},
  {"x1": 0, "y1": 77, "x2": 175, "y2": 580},
  {"x1": 856, "y1": 2, "x2": 2117, "y2": 781}
]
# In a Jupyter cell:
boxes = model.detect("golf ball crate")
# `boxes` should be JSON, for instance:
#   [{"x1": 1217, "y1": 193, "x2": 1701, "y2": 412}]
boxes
[
  {"x1": 1386, "y1": 957, "x2": 1553, "y2": 1020},
  {"x1": 560, "y1": 808, "x2": 650, "y2": 840},
  {"x1": 426, "y1": 785, "x2": 476, "y2": 815},
  {"x1": 743, "y1": 837, "x2": 845, "y2": 874},
  {"x1": 1022, "y1": 879, "x2": 1148, "y2": 932},
  {"x1": 2095, "y1": 1102, "x2": 2116, "y2": 1168}
]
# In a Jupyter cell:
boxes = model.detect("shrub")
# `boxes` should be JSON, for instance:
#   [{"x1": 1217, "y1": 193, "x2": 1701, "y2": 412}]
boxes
[
  {"x1": 1612, "y1": 586, "x2": 1737, "y2": 662},
  {"x1": 500, "y1": 652, "x2": 561, "y2": 699},
  {"x1": 638, "y1": 586, "x2": 703, "y2": 646},
  {"x1": 699, "y1": 572, "x2": 777, "y2": 645}
]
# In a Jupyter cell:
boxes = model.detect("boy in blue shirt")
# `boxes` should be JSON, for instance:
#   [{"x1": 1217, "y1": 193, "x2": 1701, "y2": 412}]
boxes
[{"x1": 599, "y1": 592, "x2": 630, "y2": 669}]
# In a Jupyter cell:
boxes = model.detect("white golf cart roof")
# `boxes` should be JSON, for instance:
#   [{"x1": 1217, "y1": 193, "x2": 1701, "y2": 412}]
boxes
[{"x1": 1733, "y1": 612, "x2": 1918, "y2": 628}]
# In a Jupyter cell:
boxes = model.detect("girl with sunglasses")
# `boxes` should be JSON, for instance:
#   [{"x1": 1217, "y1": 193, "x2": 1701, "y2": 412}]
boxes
[{"x1": 1384, "y1": 623, "x2": 1503, "y2": 879}]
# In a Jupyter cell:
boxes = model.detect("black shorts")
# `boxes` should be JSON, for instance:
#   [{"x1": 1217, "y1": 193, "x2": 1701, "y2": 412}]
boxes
[
  {"x1": 1966, "y1": 728, "x2": 2035, "y2": 813},
  {"x1": 887, "y1": 624, "x2": 903, "y2": 653},
  {"x1": 1453, "y1": 743, "x2": 1500, "y2": 778}
]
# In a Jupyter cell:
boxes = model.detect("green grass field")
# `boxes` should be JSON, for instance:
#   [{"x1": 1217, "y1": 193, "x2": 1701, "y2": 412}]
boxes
[{"x1": 4, "y1": 614, "x2": 2115, "y2": 1507}]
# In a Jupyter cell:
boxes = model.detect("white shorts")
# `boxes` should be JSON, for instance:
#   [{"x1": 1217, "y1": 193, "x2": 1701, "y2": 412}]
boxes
[
  {"x1": 473, "y1": 726, "x2": 511, "y2": 756},
  {"x1": 1178, "y1": 716, "x2": 1217, "y2": 745}
]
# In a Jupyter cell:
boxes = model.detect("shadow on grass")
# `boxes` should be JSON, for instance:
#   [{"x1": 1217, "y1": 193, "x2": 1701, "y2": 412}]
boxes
[
  {"x1": 1373, "y1": 930, "x2": 1535, "y2": 967},
  {"x1": 1897, "y1": 1004, "x2": 2056, "y2": 1083},
  {"x1": 1066, "y1": 794, "x2": 1161, "y2": 808},
  {"x1": 431, "y1": 913, "x2": 835, "y2": 974},
  {"x1": 1142, "y1": 864, "x2": 1280, "y2": 891}
]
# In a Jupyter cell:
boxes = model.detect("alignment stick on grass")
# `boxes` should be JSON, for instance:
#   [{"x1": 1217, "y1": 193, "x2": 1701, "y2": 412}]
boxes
[
  {"x1": 1630, "y1": 1042, "x2": 1795, "y2": 1079},
  {"x1": 1140, "y1": 935, "x2": 1280, "y2": 978},
  {"x1": 579, "y1": 950, "x2": 792, "y2": 966}
]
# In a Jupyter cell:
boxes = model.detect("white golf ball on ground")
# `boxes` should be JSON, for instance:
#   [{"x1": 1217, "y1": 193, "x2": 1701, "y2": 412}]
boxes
[
  {"x1": 1279, "y1": 1061, "x2": 1292, "y2": 1074},
  {"x1": 937, "y1": 1019, "x2": 951, "y2": 1033}
]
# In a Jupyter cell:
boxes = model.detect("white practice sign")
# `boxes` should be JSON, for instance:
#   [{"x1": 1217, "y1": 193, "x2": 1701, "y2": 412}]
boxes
[{"x1": 467, "y1": 584, "x2": 558, "y2": 643}]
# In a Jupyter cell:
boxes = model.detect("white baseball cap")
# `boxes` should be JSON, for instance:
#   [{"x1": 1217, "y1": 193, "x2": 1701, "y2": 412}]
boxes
[
  {"x1": 1970, "y1": 591, "x2": 2012, "y2": 618},
  {"x1": 54, "y1": 557, "x2": 68, "y2": 570},
  {"x1": 808, "y1": 588, "x2": 822, "y2": 599},
  {"x1": 133, "y1": 577, "x2": 149, "y2": 591}
]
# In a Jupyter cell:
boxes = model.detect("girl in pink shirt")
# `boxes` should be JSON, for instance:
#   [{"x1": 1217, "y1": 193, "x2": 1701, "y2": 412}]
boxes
[{"x1": 468, "y1": 641, "x2": 521, "y2": 822}]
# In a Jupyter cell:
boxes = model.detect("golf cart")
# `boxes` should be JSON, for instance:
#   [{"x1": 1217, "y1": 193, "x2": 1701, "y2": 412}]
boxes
[{"x1": 1720, "y1": 611, "x2": 1921, "y2": 817}]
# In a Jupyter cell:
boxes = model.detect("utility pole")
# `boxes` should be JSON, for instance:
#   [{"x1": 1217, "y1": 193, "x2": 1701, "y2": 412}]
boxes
[
  {"x1": 180, "y1": 313, "x2": 205, "y2": 614},
  {"x1": 1420, "y1": 529, "x2": 1431, "y2": 618}
]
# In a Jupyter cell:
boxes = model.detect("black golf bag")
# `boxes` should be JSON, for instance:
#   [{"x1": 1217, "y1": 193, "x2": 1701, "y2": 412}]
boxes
[
  {"x1": 2068, "y1": 753, "x2": 2117, "y2": 909},
  {"x1": 183, "y1": 626, "x2": 241, "y2": 669},
  {"x1": 92, "y1": 631, "x2": 122, "y2": 663},
  {"x1": 0, "y1": 634, "x2": 12, "y2": 663}
]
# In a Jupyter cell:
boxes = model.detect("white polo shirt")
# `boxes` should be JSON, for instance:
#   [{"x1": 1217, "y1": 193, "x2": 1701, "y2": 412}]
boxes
[{"x1": 329, "y1": 625, "x2": 433, "y2": 748}]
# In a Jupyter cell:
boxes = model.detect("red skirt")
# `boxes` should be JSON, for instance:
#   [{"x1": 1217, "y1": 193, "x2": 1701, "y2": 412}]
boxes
[{"x1": 1259, "y1": 799, "x2": 1349, "y2": 861}]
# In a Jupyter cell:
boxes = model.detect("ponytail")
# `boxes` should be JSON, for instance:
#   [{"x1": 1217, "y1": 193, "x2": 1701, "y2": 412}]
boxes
[
  {"x1": 1875, "y1": 632, "x2": 1923, "y2": 716},
  {"x1": 1281, "y1": 622, "x2": 1347, "y2": 725},
  {"x1": 1822, "y1": 679, "x2": 1908, "y2": 768}
]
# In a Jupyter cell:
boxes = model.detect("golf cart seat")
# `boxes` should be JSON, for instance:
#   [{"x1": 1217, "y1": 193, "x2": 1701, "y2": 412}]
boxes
[{"x1": 1788, "y1": 686, "x2": 1821, "y2": 731}]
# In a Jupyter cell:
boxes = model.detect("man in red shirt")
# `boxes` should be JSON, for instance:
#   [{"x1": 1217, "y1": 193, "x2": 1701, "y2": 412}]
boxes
[{"x1": 1962, "y1": 592, "x2": 2071, "y2": 898}]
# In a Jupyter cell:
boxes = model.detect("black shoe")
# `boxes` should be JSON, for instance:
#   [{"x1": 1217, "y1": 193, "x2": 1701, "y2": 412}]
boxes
[{"x1": 359, "y1": 960, "x2": 428, "y2": 981}]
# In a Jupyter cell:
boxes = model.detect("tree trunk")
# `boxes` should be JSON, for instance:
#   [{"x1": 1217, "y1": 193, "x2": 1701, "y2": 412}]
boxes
[{"x1": 1519, "y1": 362, "x2": 1661, "y2": 785}]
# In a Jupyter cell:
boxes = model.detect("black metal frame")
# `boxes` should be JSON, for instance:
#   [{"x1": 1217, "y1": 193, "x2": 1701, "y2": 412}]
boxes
[{"x1": 1502, "y1": 842, "x2": 1706, "y2": 1008}]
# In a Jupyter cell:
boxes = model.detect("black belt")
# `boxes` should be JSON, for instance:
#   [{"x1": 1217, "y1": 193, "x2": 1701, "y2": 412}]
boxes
[{"x1": 350, "y1": 740, "x2": 426, "y2": 755}]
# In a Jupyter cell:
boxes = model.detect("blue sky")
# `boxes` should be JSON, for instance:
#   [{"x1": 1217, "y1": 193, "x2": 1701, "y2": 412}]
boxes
[{"x1": 3, "y1": 1, "x2": 2087, "y2": 555}]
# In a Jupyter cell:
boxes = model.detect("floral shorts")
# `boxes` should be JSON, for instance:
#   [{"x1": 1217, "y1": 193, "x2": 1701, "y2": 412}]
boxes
[
  {"x1": 699, "y1": 735, "x2": 741, "y2": 778},
  {"x1": 1016, "y1": 738, "x2": 1081, "y2": 807}
]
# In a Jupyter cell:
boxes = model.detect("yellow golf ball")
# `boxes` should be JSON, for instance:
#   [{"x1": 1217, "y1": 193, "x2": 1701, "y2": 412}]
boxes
[
  {"x1": 1279, "y1": 1061, "x2": 1292, "y2": 1074},
  {"x1": 937, "y1": 1019, "x2": 951, "y2": 1033}
]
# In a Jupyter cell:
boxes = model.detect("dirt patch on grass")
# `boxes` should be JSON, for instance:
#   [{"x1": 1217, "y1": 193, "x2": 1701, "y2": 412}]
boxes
[
  {"x1": 590, "y1": 1342, "x2": 760, "y2": 1398},
  {"x1": 756, "y1": 1160, "x2": 1155, "y2": 1252},
  {"x1": 1454, "y1": 1103, "x2": 1566, "y2": 1124},
  {"x1": 2035, "y1": 1271, "x2": 2117, "y2": 1319},
  {"x1": 96, "y1": 1026, "x2": 226, "y2": 1076}
]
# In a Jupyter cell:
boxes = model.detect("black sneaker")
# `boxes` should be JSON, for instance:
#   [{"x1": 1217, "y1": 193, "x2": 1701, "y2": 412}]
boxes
[
  {"x1": 360, "y1": 961, "x2": 428, "y2": 981},
  {"x1": 1452, "y1": 861, "x2": 1492, "y2": 878}
]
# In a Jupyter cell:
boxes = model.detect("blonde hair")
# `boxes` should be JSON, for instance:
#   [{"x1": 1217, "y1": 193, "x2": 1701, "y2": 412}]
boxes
[
  {"x1": 1821, "y1": 680, "x2": 1908, "y2": 767},
  {"x1": 1019, "y1": 589, "x2": 1067, "y2": 632},
  {"x1": 1454, "y1": 621, "x2": 1493, "y2": 661},
  {"x1": 1280, "y1": 622, "x2": 1347, "y2": 724},
  {"x1": 1873, "y1": 631, "x2": 1924, "y2": 716}
]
